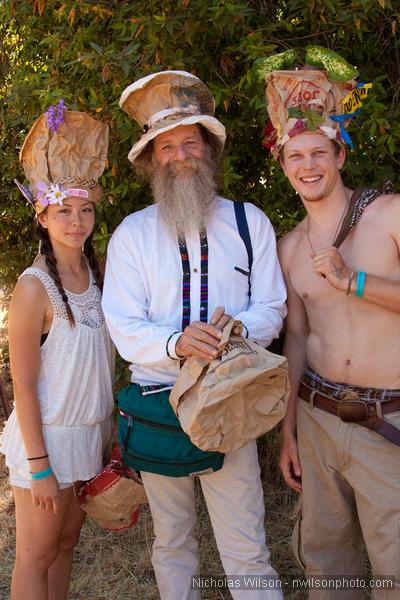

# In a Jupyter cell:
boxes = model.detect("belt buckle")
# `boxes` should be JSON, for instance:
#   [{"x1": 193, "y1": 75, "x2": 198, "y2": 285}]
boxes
[{"x1": 338, "y1": 390, "x2": 368, "y2": 423}]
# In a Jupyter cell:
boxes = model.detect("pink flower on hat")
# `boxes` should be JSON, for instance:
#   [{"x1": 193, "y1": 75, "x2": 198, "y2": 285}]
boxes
[{"x1": 288, "y1": 119, "x2": 306, "y2": 138}]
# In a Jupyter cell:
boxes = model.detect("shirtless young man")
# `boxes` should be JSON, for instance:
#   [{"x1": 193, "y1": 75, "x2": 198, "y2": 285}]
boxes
[{"x1": 262, "y1": 63, "x2": 400, "y2": 598}]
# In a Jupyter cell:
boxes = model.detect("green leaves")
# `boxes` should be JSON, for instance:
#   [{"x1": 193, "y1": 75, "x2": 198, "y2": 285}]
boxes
[
  {"x1": 305, "y1": 46, "x2": 359, "y2": 82},
  {"x1": 251, "y1": 50, "x2": 298, "y2": 82},
  {"x1": 1, "y1": 0, "x2": 400, "y2": 295}
]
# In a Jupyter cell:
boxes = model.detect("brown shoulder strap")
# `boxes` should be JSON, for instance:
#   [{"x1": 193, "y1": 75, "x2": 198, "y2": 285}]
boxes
[{"x1": 333, "y1": 181, "x2": 395, "y2": 248}]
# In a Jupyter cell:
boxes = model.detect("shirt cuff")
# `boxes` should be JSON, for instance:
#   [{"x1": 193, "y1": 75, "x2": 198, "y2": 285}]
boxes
[
  {"x1": 242, "y1": 323, "x2": 249, "y2": 338},
  {"x1": 166, "y1": 332, "x2": 183, "y2": 360}
]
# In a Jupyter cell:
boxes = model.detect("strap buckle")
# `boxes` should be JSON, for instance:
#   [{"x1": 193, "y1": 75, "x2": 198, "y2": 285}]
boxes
[{"x1": 338, "y1": 390, "x2": 369, "y2": 423}]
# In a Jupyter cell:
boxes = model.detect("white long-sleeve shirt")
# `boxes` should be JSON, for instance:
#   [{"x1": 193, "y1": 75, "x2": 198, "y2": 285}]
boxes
[{"x1": 102, "y1": 197, "x2": 287, "y2": 386}]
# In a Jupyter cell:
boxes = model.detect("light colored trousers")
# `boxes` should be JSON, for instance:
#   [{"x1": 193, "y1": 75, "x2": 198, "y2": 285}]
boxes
[
  {"x1": 295, "y1": 398, "x2": 400, "y2": 600},
  {"x1": 141, "y1": 441, "x2": 283, "y2": 600}
]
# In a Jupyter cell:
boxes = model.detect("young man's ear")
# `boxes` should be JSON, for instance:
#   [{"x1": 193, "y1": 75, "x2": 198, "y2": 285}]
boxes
[{"x1": 337, "y1": 147, "x2": 346, "y2": 170}]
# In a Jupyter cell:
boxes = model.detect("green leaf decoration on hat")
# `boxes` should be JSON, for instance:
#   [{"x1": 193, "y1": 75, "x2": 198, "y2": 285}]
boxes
[
  {"x1": 288, "y1": 107, "x2": 304, "y2": 119},
  {"x1": 251, "y1": 49, "x2": 298, "y2": 82},
  {"x1": 303, "y1": 109, "x2": 325, "y2": 131},
  {"x1": 305, "y1": 46, "x2": 359, "y2": 82}
]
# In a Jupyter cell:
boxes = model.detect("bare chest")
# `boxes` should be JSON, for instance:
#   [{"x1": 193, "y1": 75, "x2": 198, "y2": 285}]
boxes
[{"x1": 290, "y1": 219, "x2": 400, "y2": 308}]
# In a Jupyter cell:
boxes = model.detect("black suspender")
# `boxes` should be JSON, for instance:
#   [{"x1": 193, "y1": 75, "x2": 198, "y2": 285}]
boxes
[{"x1": 234, "y1": 202, "x2": 253, "y2": 297}]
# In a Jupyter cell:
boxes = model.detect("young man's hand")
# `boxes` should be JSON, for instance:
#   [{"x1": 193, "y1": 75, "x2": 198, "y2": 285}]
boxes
[
  {"x1": 311, "y1": 246, "x2": 352, "y2": 292},
  {"x1": 280, "y1": 427, "x2": 302, "y2": 493}
]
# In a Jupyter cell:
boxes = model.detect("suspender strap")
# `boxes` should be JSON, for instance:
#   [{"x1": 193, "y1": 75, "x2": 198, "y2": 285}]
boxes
[
  {"x1": 234, "y1": 202, "x2": 253, "y2": 297},
  {"x1": 178, "y1": 230, "x2": 209, "y2": 331}
]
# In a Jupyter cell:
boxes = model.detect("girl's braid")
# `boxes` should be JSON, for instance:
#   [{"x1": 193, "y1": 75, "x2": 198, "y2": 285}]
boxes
[
  {"x1": 83, "y1": 234, "x2": 103, "y2": 291},
  {"x1": 35, "y1": 224, "x2": 76, "y2": 326}
]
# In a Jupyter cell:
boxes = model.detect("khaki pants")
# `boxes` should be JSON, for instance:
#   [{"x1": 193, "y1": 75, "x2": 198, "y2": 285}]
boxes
[
  {"x1": 141, "y1": 442, "x2": 283, "y2": 600},
  {"x1": 294, "y1": 398, "x2": 400, "y2": 600}
]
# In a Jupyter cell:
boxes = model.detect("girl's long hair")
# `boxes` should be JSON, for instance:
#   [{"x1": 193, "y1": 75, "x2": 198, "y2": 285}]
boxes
[{"x1": 35, "y1": 222, "x2": 103, "y2": 327}]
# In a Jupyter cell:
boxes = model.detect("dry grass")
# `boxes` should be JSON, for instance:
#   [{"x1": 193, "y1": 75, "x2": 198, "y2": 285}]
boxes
[
  {"x1": 0, "y1": 413, "x2": 309, "y2": 600},
  {"x1": 0, "y1": 291, "x2": 370, "y2": 599},
  {"x1": 0, "y1": 407, "x2": 373, "y2": 600}
]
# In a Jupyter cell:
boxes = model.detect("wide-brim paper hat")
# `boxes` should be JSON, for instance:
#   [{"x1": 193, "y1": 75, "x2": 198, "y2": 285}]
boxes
[
  {"x1": 17, "y1": 105, "x2": 109, "y2": 214},
  {"x1": 253, "y1": 47, "x2": 372, "y2": 158},
  {"x1": 119, "y1": 70, "x2": 226, "y2": 163}
]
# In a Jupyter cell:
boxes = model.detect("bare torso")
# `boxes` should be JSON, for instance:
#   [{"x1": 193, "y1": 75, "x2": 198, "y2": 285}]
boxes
[{"x1": 284, "y1": 194, "x2": 400, "y2": 388}]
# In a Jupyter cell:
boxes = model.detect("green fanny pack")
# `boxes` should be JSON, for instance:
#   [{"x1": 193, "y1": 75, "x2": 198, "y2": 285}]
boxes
[{"x1": 117, "y1": 384, "x2": 224, "y2": 477}]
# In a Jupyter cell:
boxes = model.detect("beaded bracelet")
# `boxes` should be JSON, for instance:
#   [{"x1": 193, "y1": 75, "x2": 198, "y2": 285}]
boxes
[{"x1": 30, "y1": 466, "x2": 53, "y2": 481}]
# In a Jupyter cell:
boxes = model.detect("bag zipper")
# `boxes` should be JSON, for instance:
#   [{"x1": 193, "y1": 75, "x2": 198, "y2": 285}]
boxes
[
  {"x1": 119, "y1": 410, "x2": 221, "y2": 465},
  {"x1": 119, "y1": 409, "x2": 182, "y2": 432}
]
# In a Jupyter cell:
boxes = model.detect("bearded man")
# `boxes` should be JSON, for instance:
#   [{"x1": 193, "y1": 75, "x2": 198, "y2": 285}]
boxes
[{"x1": 102, "y1": 71, "x2": 286, "y2": 600}]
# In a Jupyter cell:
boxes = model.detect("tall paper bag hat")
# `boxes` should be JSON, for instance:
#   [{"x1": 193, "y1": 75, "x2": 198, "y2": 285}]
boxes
[
  {"x1": 16, "y1": 101, "x2": 109, "y2": 214},
  {"x1": 119, "y1": 70, "x2": 226, "y2": 163},
  {"x1": 252, "y1": 47, "x2": 372, "y2": 158}
]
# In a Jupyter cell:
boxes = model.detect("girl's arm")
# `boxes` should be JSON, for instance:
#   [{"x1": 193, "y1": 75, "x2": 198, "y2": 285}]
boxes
[{"x1": 8, "y1": 275, "x2": 60, "y2": 513}]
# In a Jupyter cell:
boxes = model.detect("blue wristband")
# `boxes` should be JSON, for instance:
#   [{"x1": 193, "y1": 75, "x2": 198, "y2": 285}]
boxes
[
  {"x1": 355, "y1": 271, "x2": 366, "y2": 298},
  {"x1": 30, "y1": 466, "x2": 53, "y2": 481}
]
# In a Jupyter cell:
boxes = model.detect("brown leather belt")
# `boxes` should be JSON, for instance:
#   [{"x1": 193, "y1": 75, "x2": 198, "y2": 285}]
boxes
[{"x1": 299, "y1": 380, "x2": 400, "y2": 447}]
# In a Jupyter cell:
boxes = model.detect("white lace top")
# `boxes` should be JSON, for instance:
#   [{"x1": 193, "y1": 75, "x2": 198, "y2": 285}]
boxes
[{"x1": 0, "y1": 266, "x2": 115, "y2": 483}]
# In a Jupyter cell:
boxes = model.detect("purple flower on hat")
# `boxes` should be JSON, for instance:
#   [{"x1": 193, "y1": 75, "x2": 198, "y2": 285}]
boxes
[
  {"x1": 45, "y1": 99, "x2": 66, "y2": 132},
  {"x1": 34, "y1": 181, "x2": 67, "y2": 207},
  {"x1": 35, "y1": 181, "x2": 49, "y2": 205}
]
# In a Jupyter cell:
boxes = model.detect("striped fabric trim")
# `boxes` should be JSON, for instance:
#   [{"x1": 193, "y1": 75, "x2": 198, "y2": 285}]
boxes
[
  {"x1": 179, "y1": 237, "x2": 191, "y2": 330},
  {"x1": 304, "y1": 367, "x2": 400, "y2": 402},
  {"x1": 178, "y1": 230, "x2": 209, "y2": 330},
  {"x1": 199, "y1": 230, "x2": 209, "y2": 324}
]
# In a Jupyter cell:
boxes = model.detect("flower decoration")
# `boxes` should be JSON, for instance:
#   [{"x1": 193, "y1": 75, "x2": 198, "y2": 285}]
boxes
[
  {"x1": 288, "y1": 119, "x2": 306, "y2": 138},
  {"x1": 319, "y1": 125, "x2": 337, "y2": 140},
  {"x1": 261, "y1": 120, "x2": 277, "y2": 149},
  {"x1": 14, "y1": 179, "x2": 35, "y2": 207},
  {"x1": 35, "y1": 182, "x2": 69, "y2": 208},
  {"x1": 45, "y1": 99, "x2": 66, "y2": 133}
]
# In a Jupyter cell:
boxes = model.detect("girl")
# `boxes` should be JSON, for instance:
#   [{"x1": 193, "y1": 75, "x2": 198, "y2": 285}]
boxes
[{"x1": 0, "y1": 105, "x2": 114, "y2": 600}]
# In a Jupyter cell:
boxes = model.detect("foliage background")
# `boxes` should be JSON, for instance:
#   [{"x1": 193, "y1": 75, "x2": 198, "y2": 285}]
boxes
[{"x1": 1, "y1": 0, "x2": 400, "y2": 296}]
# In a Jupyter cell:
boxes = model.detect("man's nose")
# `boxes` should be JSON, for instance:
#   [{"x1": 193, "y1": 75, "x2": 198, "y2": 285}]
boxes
[
  {"x1": 174, "y1": 144, "x2": 189, "y2": 161},
  {"x1": 303, "y1": 154, "x2": 316, "y2": 169}
]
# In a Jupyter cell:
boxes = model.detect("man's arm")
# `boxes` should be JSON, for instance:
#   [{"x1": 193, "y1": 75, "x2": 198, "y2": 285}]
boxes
[
  {"x1": 278, "y1": 237, "x2": 309, "y2": 493},
  {"x1": 312, "y1": 193, "x2": 400, "y2": 314},
  {"x1": 102, "y1": 226, "x2": 183, "y2": 365},
  {"x1": 234, "y1": 205, "x2": 287, "y2": 346},
  {"x1": 312, "y1": 246, "x2": 400, "y2": 315}
]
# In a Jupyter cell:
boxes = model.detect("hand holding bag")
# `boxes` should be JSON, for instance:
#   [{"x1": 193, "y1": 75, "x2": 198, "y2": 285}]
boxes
[{"x1": 169, "y1": 319, "x2": 289, "y2": 453}]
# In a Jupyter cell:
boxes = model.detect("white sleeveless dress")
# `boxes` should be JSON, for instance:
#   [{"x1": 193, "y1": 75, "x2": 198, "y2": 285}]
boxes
[{"x1": 0, "y1": 266, "x2": 115, "y2": 485}]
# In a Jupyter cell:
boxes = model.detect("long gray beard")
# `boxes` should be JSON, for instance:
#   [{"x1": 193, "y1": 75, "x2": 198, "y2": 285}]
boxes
[{"x1": 151, "y1": 156, "x2": 217, "y2": 239}]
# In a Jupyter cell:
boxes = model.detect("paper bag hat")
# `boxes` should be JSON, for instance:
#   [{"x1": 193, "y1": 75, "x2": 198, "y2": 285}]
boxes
[{"x1": 119, "y1": 70, "x2": 226, "y2": 163}]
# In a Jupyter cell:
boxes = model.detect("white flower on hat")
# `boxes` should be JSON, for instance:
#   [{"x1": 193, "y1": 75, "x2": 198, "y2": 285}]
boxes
[
  {"x1": 46, "y1": 183, "x2": 69, "y2": 205},
  {"x1": 36, "y1": 182, "x2": 69, "y2": 208},
  {"x1": 319, "y1": 125, "x2": 338, "y2": 140}
]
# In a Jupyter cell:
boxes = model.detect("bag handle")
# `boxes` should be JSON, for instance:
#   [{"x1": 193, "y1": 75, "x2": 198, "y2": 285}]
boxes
[{"x1": 218, "y1": 319, "x2": 243, "y2": 352}]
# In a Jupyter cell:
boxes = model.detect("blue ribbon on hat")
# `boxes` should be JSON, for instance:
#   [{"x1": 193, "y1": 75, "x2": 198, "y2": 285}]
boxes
[{"x1": 330, "y1": 108, "x2": 361, "y2": 149}]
